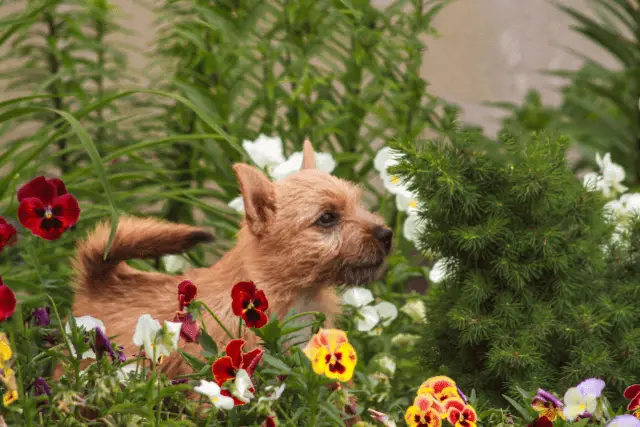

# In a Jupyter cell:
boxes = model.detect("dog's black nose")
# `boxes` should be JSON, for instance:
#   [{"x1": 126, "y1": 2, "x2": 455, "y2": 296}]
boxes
[{"x1": 373, "y1": 226, "x2": 393, "y2": 254}]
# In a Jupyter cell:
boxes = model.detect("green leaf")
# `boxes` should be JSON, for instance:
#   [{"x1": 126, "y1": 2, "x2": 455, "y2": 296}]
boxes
[
  {"x1": 157, "y1": 384, "x2": 193, "y2": 399},
  {"x1": 199, "y1": 330, "x2": 218, "y2": 356},
  {"x1": 318, "y1": 401, "x2": 346, "y2": 426},
  {"x1": 178, "y1": 349, "x2": 207, "y2": 372},
  {"x1": 107, "y1": 403, "x2": 154, "y2": 418},
  {"x1": 261, "y1": 353, "x2": 292, "y2": 374},
  {"x1": 502, "y1": 394, "x2": 533, "y2": 420}
]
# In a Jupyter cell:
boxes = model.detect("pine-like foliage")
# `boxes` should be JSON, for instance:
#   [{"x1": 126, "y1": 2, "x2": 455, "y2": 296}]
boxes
[{"x1": 389, "y1": 129, "x2": 640, "y2": 407}]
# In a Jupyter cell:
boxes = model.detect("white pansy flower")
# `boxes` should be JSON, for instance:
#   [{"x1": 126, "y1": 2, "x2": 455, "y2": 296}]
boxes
[
  {"x1": 582, "y1": 171, "x2": 603, "y2": 193},
  {"x1": 391, "y1": 333, "x2": 420, "y2": 347},
  {"x1": 429, "y1": 258, "x2": 451, "y2": 283},
  {"x1": 563, "y1": 386, "x2": 598, "y2": 421},
  {"x1": 400, "y1": 300, "x2": 426, "y2": 324},
  {"x1": 377, "y1": 355, "x2": 396, "y2": 376},
  {"x1": 242, "y1": 134, "x2": 286, "y2": 171},
  {"x1": 271, "y1": 151, "x2": 337, "y2": 181},
  {"x1": 341, "y1": 287, "x2": 374, "y2": 307},
  {"x1": 402, "y1": 213, "x2": 424, "y2": 244},
  {"x1": 162, "y1": 254, "x2": 189, "y2": 274},
  {"x1": 194, "y1": 380, "x2": 235, "y2": 410},
  {"x1": 132, "y1": 314, "x2": 181, "y2": 363},
  {"x1": 64, "y1": 315, "x2": 106, "y2": 359},
  {"x1": 228, "y1": 196, "x2": 244, "y2": 213},
  {"x1": 341, "y1": 287, "x2": 398, "y2": 332},
  {"x1": 595, "y1": 152, "x2": 628, "y2": 197},
  {"x1": 396, "y1": 187, "x2": 419, "y2": 214},
  {"x1": 620, "y1": 192, "x2": 640, "y2": 215},
  {"x1": 229, "y1": 369, "x2": 255, "y2": 404},
  {"x1": 374, "y1": 147, "x2": 407, "y2": 194}
]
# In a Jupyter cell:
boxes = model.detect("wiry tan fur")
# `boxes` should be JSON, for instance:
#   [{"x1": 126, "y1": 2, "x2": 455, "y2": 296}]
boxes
[{"x1": 70, "y1": 140, "x2": 393, "y2": 381}]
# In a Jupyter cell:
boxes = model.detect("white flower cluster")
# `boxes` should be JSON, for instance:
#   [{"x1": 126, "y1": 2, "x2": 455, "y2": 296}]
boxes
[
  {"x1": 373, "y1": 147, "x2": 424, "y2": 246},
  {"x1": 583, "y1": 152, "x2": 640, "y2": 234},
  {"x1": 341, "y1": 287, "x2": 398, "y2": 332},
  {"x1": 227, "y1": 134, "x2": 337, "y2": 212}
]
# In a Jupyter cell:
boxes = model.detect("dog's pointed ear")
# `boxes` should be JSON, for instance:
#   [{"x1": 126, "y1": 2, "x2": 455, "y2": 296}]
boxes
[
  {"x1": 301, "y1": 138, "x2": 316, "y2": 170},
  {"x1": 233, "y1": 163, "x2": 276, "y2": 237}
]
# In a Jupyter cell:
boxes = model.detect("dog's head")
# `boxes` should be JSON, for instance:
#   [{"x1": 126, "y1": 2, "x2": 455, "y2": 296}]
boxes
[{"x1": 233, "y1": 140, "x2": 392, "y2": 287}]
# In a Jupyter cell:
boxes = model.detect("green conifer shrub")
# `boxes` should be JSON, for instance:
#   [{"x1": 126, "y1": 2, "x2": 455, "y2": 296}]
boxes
[{"x1": 388, "y1": 129, "x2": 640, "y2": 407}]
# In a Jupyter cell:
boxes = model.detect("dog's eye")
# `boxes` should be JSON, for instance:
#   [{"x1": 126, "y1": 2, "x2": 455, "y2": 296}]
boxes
[{"x1": 314, "y1": 211, "x2": 340, "y2": 228}]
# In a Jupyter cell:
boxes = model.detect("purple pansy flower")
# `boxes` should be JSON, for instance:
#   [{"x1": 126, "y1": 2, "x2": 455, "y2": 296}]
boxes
[
  {"x1": 32, "y1": 306, "x2": 50, "y2": 327},
  {"x1": 608, "y1": 414, "x2": 640, "y2": 427},
  {"x1": 93, "y1": 327, "x2": 126, "y2": 363},
  {"x1": 532, "y1": 388, "x2": 564, "y2": 421},
  {"x1": 33, "y1": 377, "x2": 51, "y2": 397},
  {"x1": 577, "y1": 378, "x2": 606, "y2": 397}
]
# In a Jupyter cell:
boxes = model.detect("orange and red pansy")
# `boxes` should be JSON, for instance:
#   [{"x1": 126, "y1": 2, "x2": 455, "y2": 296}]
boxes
[
  {"x1": 231, "y1": 281, "x2": 269, "y2": 328},
  {"x1": 303, "y1": 328, "x2": 357, "y2": 382},
  {"x1": 17, "y1": 176, "x2": 80, "y2": 241},
  {"x1": 625, "y1": 384, "x2": 640, "y2": 419},
  {"x1": 444, "y1": 398, "x2": 478, "y2": 427},
  {"x1": 0, "y1": 277, "x2": 16, "y2": 322},
  {"x1": 531, "y1": 389, "x2": 565, "y2": 421},
  {"x1": 405, "y1": 394, "x2": 443, "y2": 427},
  {"x1": 0, "y1": 218, "x2": 17, "y2": 253},
  {"x1": 212, "y1": 339, "x2": 263, "y2": 406}
]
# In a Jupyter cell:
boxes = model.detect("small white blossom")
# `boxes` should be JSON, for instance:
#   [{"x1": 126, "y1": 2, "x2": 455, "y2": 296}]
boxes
[
  {"x1": 258, "y1": 383, "x2": 286, "y2": 403},
  {"x1": 132, "y1": 315, "x2": 181, "y2": 363},
  {"x1": 162, "y1": 254, "x2": 189, "y2": 274},
  {"x1": 64, "y1": 315, "x2": 106, "y2": 359},
  {"x1": 395, "y1": 187, "x2": 419, "y2": 214},
  {"x1": 563, "y1": 386, "x2": 598, "y2": 421},
  {"x1": 194, "y1": 380, "x2": 235, "y2": 410},
  {"x1": 429, "y1": 258, "x2": 452, "y2": 283},
  {"x1": 596, "y1": 152, "x2": 628, "y2": 197},
  {"x1": 400, "y1": 300, "x2": 426, "y2": 324},
  {"x1": 341, "y1": 287, "x2": 398, "y2": 332},
  {"x1": 242, "y1": 134, "x2": 286, "y2": 172},
  {"x1": 377, "y1": 356, "x2": 396, "y2": 376},
  {"x1": 374, "y1": 147, "x2": 407, "y2": 194},
  {"x1": 391, "y1": 333, "x2": 421, "y2": 347},
  {"x1": 402, "y1": 213, "x2": 424, "y2": 245},
  {"x1": 270, "y1": 151, "x2": 336, "y2": 181},
  {"x1": 228, "y1": 196, "x2": 244, "y2": 213}
]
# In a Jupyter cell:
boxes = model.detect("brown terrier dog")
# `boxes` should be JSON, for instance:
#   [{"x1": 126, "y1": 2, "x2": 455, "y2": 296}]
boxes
[{"x1": 71, "y1": 140, "x2": 393, "y2": 378}]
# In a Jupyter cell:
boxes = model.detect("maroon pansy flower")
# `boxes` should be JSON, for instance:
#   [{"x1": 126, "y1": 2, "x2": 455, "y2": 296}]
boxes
[
  {"x1": 0, "y1": 217, "x2": 17, "y2": 253},
  {"x1": 172, "y1": 311, "x2": 200, "y2": 343},
  {"x1": 178, "y1": 280, "x2": 197, "y2": 310},
  {"x1": 261, "y1": 415, "x2": 278, "y2": 427},
  {"x1": 93, "y1": 327, "x2": 125, "y2": 363},
  {"x1": 17, "y1": 176, "x2": 80, "y2": 241},
  {"x1": 31, "y1": 306, "x2": 50, "y2": 327},
  {"x1": 0, "y1": 277, "x2": 16, "y2": 322},
  {"x1": 231, "y1": 281, "x2": 269, "y2": 329},
  {"x1": 528, "y1": 416, "x2": 553, "y2": 427},
  {"x1": 212, "y1": 339, "x2": 263, "y2": 406}
]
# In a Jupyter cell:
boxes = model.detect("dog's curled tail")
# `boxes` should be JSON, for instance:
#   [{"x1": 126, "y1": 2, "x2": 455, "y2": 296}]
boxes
[{"x1": 73, "y1": 215, "x2": 214, "y2": 290}]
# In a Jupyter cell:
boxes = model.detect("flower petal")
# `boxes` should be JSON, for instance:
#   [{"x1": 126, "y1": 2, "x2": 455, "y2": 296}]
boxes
[
  {"x1": 177, "y1": 280, "x2": 198, "y2": 305},
  {"x1": 50, "y1": 194, "x2": 80, "y2": 229},
  {"x1": 577, "y1": 378, "x2": 605, "y2": 397},
  {"x1": 17, "y1": 176, "x2": 57, "y2": 204},
  {"x1": 356, "y1": 306, "x2": 380, "y2": 332},
  {"x1": 243, "y1": 308, "x2": 269, "y2": 329},
  {"x1": 253, "y1": 289, "x2": 269, "y2": 311},
  {"x1": 212, "y1": 356, "x2": 237, "y2": 385},
  {"x1": 315, "y1": 152, "x2": 337, "y2": 174},
  {"x1": 231, "y1": 281, "x2": 257, "y2": 302},
  {"x1": 341, "y1": 287, "x2": 374, "y2": 308},
  {"x1": 224, "y1": 339, "x2": 246, "y2": 368},
  {"x1": 0, "y1": 284, "x2": 16, "y2": 322},
  {"x1": 18, "y1": 197, "x2": 45, "y2": 230},
  {"x1": 625, "y1": 385, "x2": 640, "y2": 400},
  {"x1": 373, "y1": 301, "x2": 398, "y2": 326},
  {"x1": 228, "y1": 196, "x2": 245, "y2": 213},
  {"x1": 242, "y1": 134, "x2": 286, "y2": 169},
  {"x1": 0, "y1": 221, "x2": 17, "y2": 252},
  {"x1": 241, "y1": 347, "x2": 264, "y2": 377}
]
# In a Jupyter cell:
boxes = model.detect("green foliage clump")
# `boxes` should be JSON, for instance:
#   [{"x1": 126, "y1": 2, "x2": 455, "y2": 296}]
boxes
[{"x1": 389, "y1": 129, "x2": 640, "y2": 406}]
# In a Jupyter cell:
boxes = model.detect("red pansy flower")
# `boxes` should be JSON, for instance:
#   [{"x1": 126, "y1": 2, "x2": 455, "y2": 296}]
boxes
[
  {"x1": 528, "y1": 416, "x2": 553, "y2": 427},
  {"x1": 17, "y1": 176, "x2": 80, "y2": 241},
  {"x1": 0, "y1": 277, "x2": 17, "y2": 321},
  {"x1": 172, "y1": 311, "x2": 200, "y2": 343},
  {"x1": 261, "y1": 415, "x2": 278, "y2": 427},
  {"x1": 625, "y1": 384, "x2": 640, "y2": 417},
  {"x1": 178, "y1": 280, "x2": 197, "y2": 310},
  {"x1": 0, "y1": 218, "x2": 17, "y2": 253},
  {"x1": 231, "y1": 281, "x2": 269, "y2": 328},
  {"x1": 212, "y1": 339, "x2": 263, "y2": 406}
]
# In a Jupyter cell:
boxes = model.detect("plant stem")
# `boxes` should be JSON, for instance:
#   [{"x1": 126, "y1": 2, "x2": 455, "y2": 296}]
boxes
[
  {"x1": 237, "y1": 317, "x2": 243, "y2": 339},
  {"x1": 200, "y1": 303, "x2": 234, "y2": 340}
]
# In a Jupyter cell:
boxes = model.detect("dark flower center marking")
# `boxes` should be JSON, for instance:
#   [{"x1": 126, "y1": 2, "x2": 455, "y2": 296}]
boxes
[{"x1": 325, "y1": 351, "x2": 346, "y2": 374}]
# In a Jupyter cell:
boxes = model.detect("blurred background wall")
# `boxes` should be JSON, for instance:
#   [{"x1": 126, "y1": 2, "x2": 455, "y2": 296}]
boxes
[{"x1": 0, "y1": 0, "x2": 618, "y2": 136}]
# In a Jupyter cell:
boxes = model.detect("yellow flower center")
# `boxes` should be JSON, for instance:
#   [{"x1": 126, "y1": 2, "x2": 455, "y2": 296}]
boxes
[
  {"x1": 212, "y1": 396, "x2": 218, "y2": 403},
  {"x1": 579, "y1": 404, "x2": 585, "y2": 412},
  {"x1": 409, "y1": 200, "x2": 417, "y2": 208},
  {"x1": 391, "y1": 176, "x2": 399, "y2": 184},
  {"x1": 44, "y1": 207, "x2": 53, "y2": 219}
]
